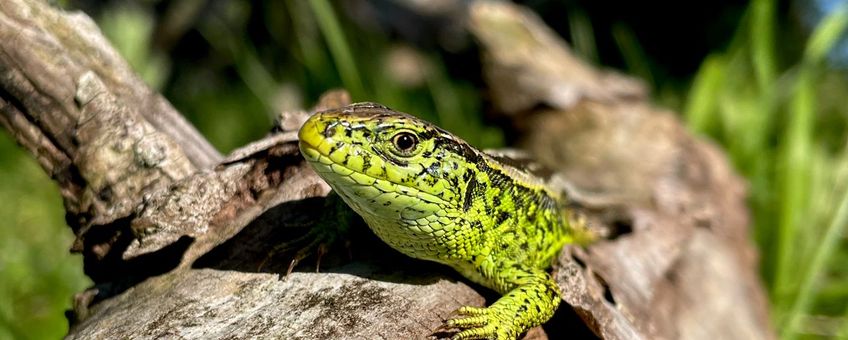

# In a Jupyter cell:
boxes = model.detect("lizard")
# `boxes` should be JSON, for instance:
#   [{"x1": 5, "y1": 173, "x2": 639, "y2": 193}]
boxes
[{"x1": 297, "y1": 102, "x2": 592, "y2": 339}]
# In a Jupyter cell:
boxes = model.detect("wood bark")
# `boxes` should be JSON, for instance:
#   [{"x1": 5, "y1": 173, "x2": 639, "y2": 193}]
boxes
[{"x1": 0, "y1": 0, "x2": 773, "y2": 339}]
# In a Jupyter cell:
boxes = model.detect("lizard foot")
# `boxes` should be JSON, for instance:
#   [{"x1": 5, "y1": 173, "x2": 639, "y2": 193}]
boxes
[{"x1": 445, "y1": 305, "x2": 520, "y2": 340}]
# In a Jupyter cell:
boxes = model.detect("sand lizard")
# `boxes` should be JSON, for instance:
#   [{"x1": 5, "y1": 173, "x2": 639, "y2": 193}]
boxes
[{"x1": 298, "y1": 102, "x2": 589, "y2": 339}]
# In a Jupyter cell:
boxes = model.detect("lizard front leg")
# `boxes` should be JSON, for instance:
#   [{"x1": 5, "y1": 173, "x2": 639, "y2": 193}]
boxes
[{"x1": 447, "y1": 267, "x2": 561, "y2": 340}]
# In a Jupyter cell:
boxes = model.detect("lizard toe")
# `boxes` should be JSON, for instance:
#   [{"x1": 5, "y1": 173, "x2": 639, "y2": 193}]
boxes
[
  {"x1": 449, "y1": 322, "x2": 511, "y2": 340},
  {"x1": 447, "y1": 315, "x2": 488, "y2": 328},
  {"x1": 456, "y1": 306, "x2": 489, "y2": 316}
]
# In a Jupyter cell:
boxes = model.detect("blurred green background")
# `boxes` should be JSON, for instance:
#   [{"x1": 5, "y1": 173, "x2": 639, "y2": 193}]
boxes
[{"x1": 1, "y1": 0, "x2": 846, "y2": 338}]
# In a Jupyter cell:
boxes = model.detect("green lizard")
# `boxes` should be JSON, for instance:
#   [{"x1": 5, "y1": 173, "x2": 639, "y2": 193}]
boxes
[{"x1": 298, "y1": 102, "x2": 589, "y2": 340}]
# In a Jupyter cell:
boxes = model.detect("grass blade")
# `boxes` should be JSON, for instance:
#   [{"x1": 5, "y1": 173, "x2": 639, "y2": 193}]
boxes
[{"x1": 307, "y1": 0, "x2": 366, "y2": 99}]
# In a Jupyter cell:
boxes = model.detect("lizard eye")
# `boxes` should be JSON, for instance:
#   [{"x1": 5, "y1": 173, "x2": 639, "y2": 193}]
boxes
[{"x1": 391, "y1": 132, "x2": 418, "y2": 155}]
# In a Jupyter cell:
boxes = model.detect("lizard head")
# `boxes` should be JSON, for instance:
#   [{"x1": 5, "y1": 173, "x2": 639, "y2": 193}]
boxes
[{"x1": 298, "y1": 102, "x2": 483, "y2": 256}]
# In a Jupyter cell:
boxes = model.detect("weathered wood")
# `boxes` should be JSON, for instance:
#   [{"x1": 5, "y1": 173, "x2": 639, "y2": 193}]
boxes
[
  {"x1": 0, "y1": 0, "x2": 218, "y2": 258},
  {"x1": 0, "y1": 0, "x2": 773, "y2": 339},
  {"x1": 68, "y1": 268, "x2": 483, "y2": 339}
]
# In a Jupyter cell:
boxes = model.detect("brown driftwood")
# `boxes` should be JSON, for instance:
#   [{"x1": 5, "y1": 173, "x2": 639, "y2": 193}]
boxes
[{"x1": 0, "y1": 0, "x2": 773, "y2": 339}]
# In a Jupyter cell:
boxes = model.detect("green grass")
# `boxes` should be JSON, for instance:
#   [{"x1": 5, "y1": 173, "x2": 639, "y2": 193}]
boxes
[
  {"x1": 683, "y1": 1, "x2": 848, "y2": 338},
  {"x1": 0, "y1": 133, "x2": 90, "y2": 340}
]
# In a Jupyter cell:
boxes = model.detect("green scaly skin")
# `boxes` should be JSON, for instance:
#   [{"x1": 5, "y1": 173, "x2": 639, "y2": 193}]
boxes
[{"x1": 298, "y1": 103, "x2": 582, "y2": 340}]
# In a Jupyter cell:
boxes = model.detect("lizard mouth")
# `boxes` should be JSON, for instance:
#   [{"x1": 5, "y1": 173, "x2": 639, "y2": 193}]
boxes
[{"x1": 298, "y1": 117, "x2": 329, "y2": 163}]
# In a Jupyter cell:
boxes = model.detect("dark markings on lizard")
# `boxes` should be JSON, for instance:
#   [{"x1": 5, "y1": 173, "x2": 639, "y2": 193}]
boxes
[{"x1": 463, "y1": 176, "x2": 478, "y2": 212}]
